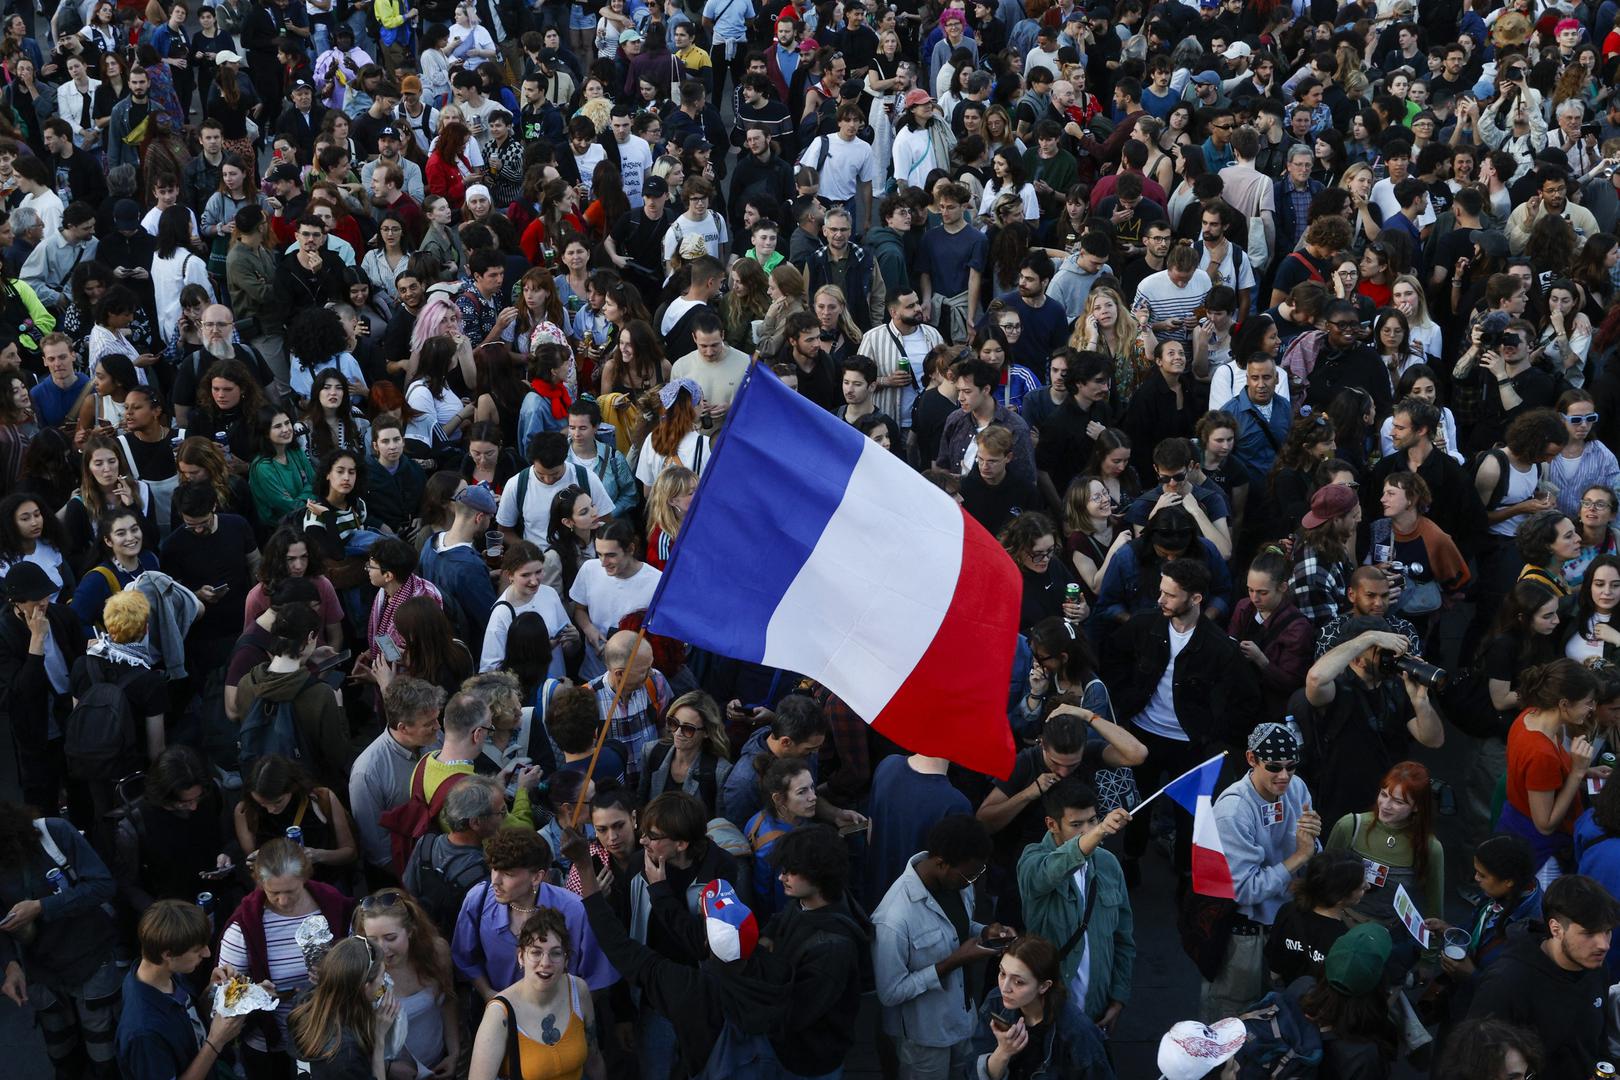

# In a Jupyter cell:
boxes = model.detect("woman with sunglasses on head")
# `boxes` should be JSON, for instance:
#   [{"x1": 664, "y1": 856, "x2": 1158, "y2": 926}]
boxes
[
  {"x1": 1547, "y1": 390, "x2": 1618, "y2": 523},
  {"x1": 1019, "y1": 615, "x2": 1128, "y2": 732},
  {"x1": 288, "y1": 936, "x2": 404, "y2": 1080},
  {"x1": 352, "y1": 889, "x2": 460, "y2": 1079}
]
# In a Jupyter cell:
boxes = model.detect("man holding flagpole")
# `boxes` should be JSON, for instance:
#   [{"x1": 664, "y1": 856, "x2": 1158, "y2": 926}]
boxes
[{"x1": 1204, "y1": 720, "x2": 1320, "y2": 1022}]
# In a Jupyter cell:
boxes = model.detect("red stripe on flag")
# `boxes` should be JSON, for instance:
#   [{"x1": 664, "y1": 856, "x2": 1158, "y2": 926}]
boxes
[
  {"x1": 1190, "y1": 844, "x2": 1236, "y2": 899},
  {"x1": 872, "y1": 510, "x2": 1020, "y2": 780}
]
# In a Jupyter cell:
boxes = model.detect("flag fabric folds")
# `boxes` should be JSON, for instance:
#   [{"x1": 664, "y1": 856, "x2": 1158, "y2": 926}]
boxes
[
  {"x1": 645, "y1": 366, "x2": 1020, "y2": 779},
  {"x1": 1164, "y1": 753, "x2": 1236, "y2": 899}
]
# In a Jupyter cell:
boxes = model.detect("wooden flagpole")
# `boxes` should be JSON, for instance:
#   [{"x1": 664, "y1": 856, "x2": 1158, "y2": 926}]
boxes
[{"x1": 567, "y1": 624, "x2": 650, "y2": 828}]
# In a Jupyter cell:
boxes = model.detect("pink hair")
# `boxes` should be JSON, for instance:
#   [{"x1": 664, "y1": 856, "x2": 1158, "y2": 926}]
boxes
[
  {"x1": 410, "y1": 295, "x2": 462, "y2": 356},
  {"x1": 939, "y1": 6, "x2": 965, "y2": 25}
]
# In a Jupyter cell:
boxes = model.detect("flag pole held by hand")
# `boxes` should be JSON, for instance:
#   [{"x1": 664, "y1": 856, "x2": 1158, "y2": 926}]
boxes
[{"x1": 1126, "y1": 750, "x2": 1228, "y2": 818}]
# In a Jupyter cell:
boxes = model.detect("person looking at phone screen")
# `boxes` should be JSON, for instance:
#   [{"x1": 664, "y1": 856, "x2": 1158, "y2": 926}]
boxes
[
  {"x1": 965, "y1": 935, "x2": 1113, "y2": 1080},
  {"x1": 110, "y1": 744, "x2": 239, "y2": 915},
  {"x1": 160, "y1": 479, "x2": 260, "y2": 672}
]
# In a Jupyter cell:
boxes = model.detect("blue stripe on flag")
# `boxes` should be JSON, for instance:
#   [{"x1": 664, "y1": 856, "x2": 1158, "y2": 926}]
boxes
[
  {"x1": 644, "y1": 368, "x2": 866, "y2": 663},
  {"x1": 1164, "y1": 754, "x2": 1226, "y2": 817}
]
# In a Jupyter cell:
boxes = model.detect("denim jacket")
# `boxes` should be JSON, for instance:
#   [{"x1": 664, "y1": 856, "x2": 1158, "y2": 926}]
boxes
[{"x1": 872, "y1": 853, "x2": 985, "y2": 1048}]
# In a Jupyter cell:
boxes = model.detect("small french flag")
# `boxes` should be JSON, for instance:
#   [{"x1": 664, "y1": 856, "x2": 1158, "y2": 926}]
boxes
[{"x1": 1163, "y1": 754, "x2": 1236, "y2": 899}]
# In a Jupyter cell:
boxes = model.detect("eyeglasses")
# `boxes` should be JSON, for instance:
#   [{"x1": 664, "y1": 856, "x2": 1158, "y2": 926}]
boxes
[
  {"x1": 1159, "y1": 471, "x2": 1187, "y2": 485},
  {"x1": 671, "y1": 721, "x2": 704, "y2": 735},
  {"x1": 1028, "y1": 547, "x2": 1056, "y2": 560},
  {"x1": 1581, "y1": 498, "x2": 1615, "y2": 510},
  {"x1": 1261, "y1": 760, "x2": 1299, "y2": 774},
  {"x1": 1327, "y1": 319, "x2": 1359, "y2": 330},
  {"x1": 643, "y1": 831, "x2": 669, "y2": 842},
  {"x1": 1212, "y1": 122, "x2": 1235, "y2": 130},
  {"x1": 358, "y1": 890, "x2": 405, "y2": 911},
  {"x1": 1565, "y1": 413, "x2": 1601, "y2": 425}
]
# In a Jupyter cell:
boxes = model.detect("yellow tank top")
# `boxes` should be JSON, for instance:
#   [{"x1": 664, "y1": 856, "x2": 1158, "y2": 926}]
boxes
[{"x1": 501, "y1": 978, "x2": 588, "y2": 1080}]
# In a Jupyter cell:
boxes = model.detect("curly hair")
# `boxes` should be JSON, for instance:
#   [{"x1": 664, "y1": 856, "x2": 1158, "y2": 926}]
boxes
[
  {"x1": 546, "y1": 685, "x2": 603, "y2": 754},
  {"x1": 483, "y1": 826, "x2": 551, "y2": 872},
  {"x1": 998, "y1": 511, "x2": 1057, "y2": 562},
  {"x1": 1515, "y1": 508, "x2": 1573, "y2": 567},
  {"x1": 102, "y1": 589, "x2": 151, "y2": 644}
]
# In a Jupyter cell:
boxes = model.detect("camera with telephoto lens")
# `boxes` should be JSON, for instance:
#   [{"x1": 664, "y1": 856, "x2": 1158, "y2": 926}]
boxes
[
  {"x1": 1475, "y1": 311, "x2": 1512, "y2": 353},
  {"x1": 1389, "y1": 653, "x2": 1447, "y2": 689}
]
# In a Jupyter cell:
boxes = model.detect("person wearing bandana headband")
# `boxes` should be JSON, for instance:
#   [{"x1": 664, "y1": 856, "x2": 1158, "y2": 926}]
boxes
[{"x1": 1203, "y1": 720, "x2": 1320, "y2": 1021}]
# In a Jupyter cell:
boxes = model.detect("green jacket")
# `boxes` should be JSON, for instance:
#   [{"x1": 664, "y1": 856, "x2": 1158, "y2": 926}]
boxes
[{"x1": 1016, "y1": 830, "x2": 1135, "y2": 1020}]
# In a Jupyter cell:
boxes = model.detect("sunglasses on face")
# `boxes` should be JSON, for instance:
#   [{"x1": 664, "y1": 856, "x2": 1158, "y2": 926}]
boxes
[
  {"x1": 1261, "y1": 759, "x2": 1299, "y2": 773},
  {"x1": 1566, "y1": 413, "x2": 1601, "y2": 425}
]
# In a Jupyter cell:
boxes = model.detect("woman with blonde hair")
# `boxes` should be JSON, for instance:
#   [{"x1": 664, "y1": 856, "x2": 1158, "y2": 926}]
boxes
[
  {"x1": 1337, "y1": 161, "x2": 1382, "y2": 248},
  {"x1": 756, "y1": 261, "x2": 807, "y2": 357},
  {"x1": 983, "y1": 103, "x2": 1019, "y2": 156},
  {"x1": 645, "y1": 465, "x2": 696, "y2": 570},
  {"x1": 288, "y1": 936, "x2": 401, "y2": 1080},
  {"x1": 351, "y1": 888, "x2": 459, "y2": 1078},
  {"x1": 812, "y1": 284, "x2": 864, "y2": 359},
  {"x1": 635, "y1": 382, "x2": 708, "y2": 489},
  {"x1": 1069, "y1": 285, "x2": 1153, "y2": 408},
  {"x1": 638, "y1": 689, "x2": 734, "y2": 814},
  {"x1": 1391, "y1": 273, "x2": 1443, "y2": 366}
]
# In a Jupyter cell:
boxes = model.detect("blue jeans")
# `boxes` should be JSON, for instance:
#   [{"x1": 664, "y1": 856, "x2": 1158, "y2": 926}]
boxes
[{"x1": 638, "y1": 1010, "x2": 677, "y2": 1080}]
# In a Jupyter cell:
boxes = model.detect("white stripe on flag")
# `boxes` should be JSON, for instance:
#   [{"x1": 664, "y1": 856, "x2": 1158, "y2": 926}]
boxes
[{"x1": 763, "y1": 437, "x2": 964, "y2": 722}]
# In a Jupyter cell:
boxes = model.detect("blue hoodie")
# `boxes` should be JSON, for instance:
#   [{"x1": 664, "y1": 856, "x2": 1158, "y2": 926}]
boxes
[{"x1": 418, "y1": 534, "x2": 497, "y2": 657}]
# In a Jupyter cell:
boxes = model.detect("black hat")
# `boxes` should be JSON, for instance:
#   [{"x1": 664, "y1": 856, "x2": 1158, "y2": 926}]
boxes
[
  {"x1": 291, "y1": 77, "x2": 314, "y2": 92},
  {"x1": 3, "y1": 562, "x2": 55, "y2": 603},
  {"x1": 682, "y1": 133, "x2": 711, "y2": 151},
  {"x1": 113, "y1": 198, "x2": 142, "y2": 231},
  {"x1": 644, "y1": 175, "x2": 669, "y2": 197},
  {"x1": 377, "y1": 124, "x2": 401, "y2": 140},
  {"x1": 267, "y1": 162, "x2": 301, "y2": 184}
]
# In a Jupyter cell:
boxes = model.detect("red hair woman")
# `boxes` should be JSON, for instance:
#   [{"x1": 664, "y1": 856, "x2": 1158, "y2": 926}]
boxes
[{"x1": 1325, "y1": 760, "x2": 1444, "y2": 929}]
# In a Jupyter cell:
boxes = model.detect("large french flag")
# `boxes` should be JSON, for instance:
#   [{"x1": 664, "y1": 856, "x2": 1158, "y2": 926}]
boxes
[
  {"x1": 1164, "y1": 753, "x2": 1236, "y2": 899},
  {"x1": 645, "y1": 366, "x2": 1019, "y2": 779}
]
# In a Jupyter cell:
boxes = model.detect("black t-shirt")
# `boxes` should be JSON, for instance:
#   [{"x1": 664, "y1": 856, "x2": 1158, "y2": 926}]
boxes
[
  {"x1": 991, "y1": 744, "x2": 1101, "y2": 859},
  {"x1": 157, "y1": 513, "x2": 257, "y2": 641},
  {"x1": 1298, "y1": 672, "x2": 1414, "y2": 825},
  {"x1": 910, "y1": 388, "x2": 957, "y2": 472},
  {"x1": 961, "y1": 470, "x2": 1037, "y2": 536},
  {"x1": 1271, "y1": 251, "x2": 1328, "y2": 298},
  {"x1": 350, "y1": 111, "x2": 390, "y2": 155},
  {"x1": 69, "y1": 654, "x2": 168, "y2": 719},
  {"x1": 1265, "y1": 903, "x2": 1349, "y2": 984},
  {"x1": 122, "y1": 430, "x2": 178, "y2": 483},
  {"x1": 610, "y1": 207, "x2": 674, "y2": 274}
]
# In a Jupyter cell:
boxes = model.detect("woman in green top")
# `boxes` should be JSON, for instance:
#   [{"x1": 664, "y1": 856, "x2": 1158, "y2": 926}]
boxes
[
  {"x1": 248, "y1": 405, "x2": 317, "y2": 528},
  {"x1": 1326, "y1": 760, "x2": 1445, "y2": 928}
]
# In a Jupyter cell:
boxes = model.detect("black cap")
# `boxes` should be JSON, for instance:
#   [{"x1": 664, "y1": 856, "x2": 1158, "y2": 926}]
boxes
[
  {"x1": 291, "y1": 77, "x2": 314, "y2": 92},
  {"x1": 682, "y1": 133, "x2": 711, "y2": 151},
  {"x1": 377, "y1": 124, "x2": 401, "y2": 140},
  {"x1": 113, "y1": 198, "x2": 141, "y2": 230},
  {"x1": 644, "y1": 175, "x2": 669, "y2": 197},
  {"x1": 3, "y1": 562, "x2": 55, "y2": 602},
  {"x1": 267, "y1": 162, "x2": 300, "y2": 183}
]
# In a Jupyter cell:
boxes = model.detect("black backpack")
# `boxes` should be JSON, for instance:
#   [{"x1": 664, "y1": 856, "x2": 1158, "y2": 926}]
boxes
[
  {"x1": 64, "y1": 660, "x2": 144, "y2": 782},
  {"x1": 238, "y1": 674, "x2": 317, "y2": 772},
  {"x1": 409, "y1": 833, "x2": 490, "y2": 938}
]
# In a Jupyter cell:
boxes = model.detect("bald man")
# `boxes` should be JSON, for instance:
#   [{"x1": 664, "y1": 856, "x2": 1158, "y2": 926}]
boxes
[
  {"x1": 584, "y1": 629, "x2": 671, "y2": 785},
  {"x1": 171, "y1": 304, "x2": 277, "y2": 425}
]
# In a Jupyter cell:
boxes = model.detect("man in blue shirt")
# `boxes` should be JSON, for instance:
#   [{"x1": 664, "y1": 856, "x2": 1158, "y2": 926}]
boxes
[
  {"x1": 29, "y1": 333, "x2": 86, "y2": 428},
  {"x1": 118, "y1": 899, "x2": 250, "y2": 1080}
]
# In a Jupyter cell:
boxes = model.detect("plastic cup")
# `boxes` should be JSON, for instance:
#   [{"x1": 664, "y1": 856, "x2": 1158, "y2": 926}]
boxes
[{"x1": 1442, "y1": 927, "x2": 1469, "y2": 961}]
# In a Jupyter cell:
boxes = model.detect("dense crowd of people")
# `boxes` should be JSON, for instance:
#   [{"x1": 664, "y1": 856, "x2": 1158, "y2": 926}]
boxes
[{"x1": 3, "y1": 0, "x2": 1620, "y2": 1075}]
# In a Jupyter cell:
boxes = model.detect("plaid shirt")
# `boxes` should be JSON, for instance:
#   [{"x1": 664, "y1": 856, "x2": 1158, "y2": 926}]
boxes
[
  {"x1": 588, "y1": 669, "x2": 671, "y2": 784},
  {"x1": 806, "y1": 681, "x2": 872, "y2": 801},
  {"x1": 1288, "y1": 546, "x2": 1353, "y2": 627}
]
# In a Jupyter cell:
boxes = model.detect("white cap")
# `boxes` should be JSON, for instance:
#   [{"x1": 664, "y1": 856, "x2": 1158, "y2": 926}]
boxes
[
  {"x1": 214, "y1": 49, "x2": 243, "y2": 63},
  {"x1": 1157, "y1": 1019, "x2": 1248, "y2": 1080},
  {"x1": 1222, "y1": 41, "x2": 1251, "y2": 59}
]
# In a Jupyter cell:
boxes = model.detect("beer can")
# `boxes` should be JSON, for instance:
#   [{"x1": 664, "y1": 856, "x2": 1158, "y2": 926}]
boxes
[
  {"x1": 196, "y1": 892, "x2": 214, "y2": 912},
  {"x1": 1065, "y1": 584, "x2": 1080, "y2": 602},
  {"x1": 286, "y1": 826, "x2": 304, "y2": 846},
  {"x1": 44, "y1": 868, "x2": 65, "y2": 894}
]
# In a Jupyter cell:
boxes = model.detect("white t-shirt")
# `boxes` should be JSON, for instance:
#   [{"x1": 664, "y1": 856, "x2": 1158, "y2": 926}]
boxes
[
  {"x1": 661, "y1": 211, "x2": 730, "y2": 263},
  {"x1": 142, "y1": 205, "x2": 201, "y2": 240},
  {"x1": 796, "y1": 133, "x2": 880, "y2": 202},
  {"x1": 404, "y1": 379, "x2": 461, "y2": 444},
  {"x1": 569, "y1": 559, "x2": 662, "y2": 639},
  {"x1": 1370, "y1": 176, "x2": 1437, "y2": 230},
  {"x1": 20, "y1": 190, "x2": 62, "y2": 238},
  {"x1": 573, "y1": 144, "x2": 607, "y2": 200},
  {"x1": 635, "y1": 429, "x2": 709, "y2": 486},
  {"x1": 1066, "y1": 863, "x2": 1093, "y2": 1007},
  {"x1": 289, "y1": 350, "x2": 366, "y2": 403},
  {"x1": 494, "y1": 463, "x2": 615, "y2": 548},
  {"x1": 1132, "y1": 622, "x2": 1195, "y2": 740},
  {"x1": 615, "y1": 135, "x2": 654, "y2": 208},
  {"x1": 480, "y1": 584, "x2": 571, "y2": 673},
  {"x1": 446, "y1": 24, "x2": 497, "y2": 68}
]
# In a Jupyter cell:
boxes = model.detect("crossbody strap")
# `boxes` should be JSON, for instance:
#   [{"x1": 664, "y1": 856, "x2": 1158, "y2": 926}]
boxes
[{"x1": 1056, "y1": 867, "x2": 1099, "y2": 962}]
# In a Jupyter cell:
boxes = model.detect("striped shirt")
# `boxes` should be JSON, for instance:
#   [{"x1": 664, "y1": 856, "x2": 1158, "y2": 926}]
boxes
[
  {"x1": 218, "y1": 909, "x2": 311, "y2": 1051},
  {"x1": 1135, "y1": 268, "x2": 1213, "y2": 343}
]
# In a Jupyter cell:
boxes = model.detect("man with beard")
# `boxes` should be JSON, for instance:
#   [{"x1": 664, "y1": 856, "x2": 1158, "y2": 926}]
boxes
[
  {"x1": 1469, "y1": 874, "x2": 1618, "y2": 1079},
  {"x1": 994, "y1": 253, "x2": 1070, "y2": 369},
  {"x1": 377, "y1": 268, "x2": 426, "y2": 377},
  {"x1": 170, "y1": 305, "x2": 275, "y2": 426},
  {"x1": 858, "y1": 288, "x2": 941, "y2": 440},
  {"x1": 1295, "y1": 619, "x2": 1443, "y2": 826}
]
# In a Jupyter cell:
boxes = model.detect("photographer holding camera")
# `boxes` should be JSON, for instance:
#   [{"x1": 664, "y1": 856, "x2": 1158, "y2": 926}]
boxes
[{"x1": 1295, "y1": 617, "x2": 1445, "y2": 827}]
